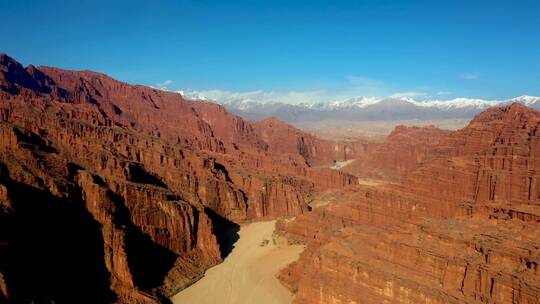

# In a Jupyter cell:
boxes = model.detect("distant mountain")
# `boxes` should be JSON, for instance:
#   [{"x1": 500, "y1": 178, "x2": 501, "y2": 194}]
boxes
[{"x1": 180, "y1": 93, "x2": 540, "y2": 122}]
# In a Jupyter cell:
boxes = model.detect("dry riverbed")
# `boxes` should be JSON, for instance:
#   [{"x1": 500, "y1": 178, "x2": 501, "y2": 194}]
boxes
[{"x1": 171, "y1": 220, "x2": 304, "y2": 304}]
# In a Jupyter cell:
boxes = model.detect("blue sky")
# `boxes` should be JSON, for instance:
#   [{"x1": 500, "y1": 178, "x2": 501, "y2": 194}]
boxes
[{"x1": 2, "y1": 0, "x2": 540, "y2": 103}]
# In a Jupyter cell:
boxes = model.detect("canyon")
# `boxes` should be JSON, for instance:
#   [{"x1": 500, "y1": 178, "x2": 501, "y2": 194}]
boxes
[
  {"x1": 277, "y1": 103, "x2": 540, "y2": 303},
  {"x1": 0, "y1": 53, "x2": 356, "y2": 304},
  {"x1": 171, "y1": 220, "x2": 304, "y2": 304},
  {"x1": 0, "y1": 51, "x2": 539, "y2": 304}
]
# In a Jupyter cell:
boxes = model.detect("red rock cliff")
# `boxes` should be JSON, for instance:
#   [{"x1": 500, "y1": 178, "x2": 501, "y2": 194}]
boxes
[
  {"x1": 0, "y1": 53, "x2": 357, "y2": 303},
  {"x1": 278, "y1": 103, "x2": 540, "y2": 304}
]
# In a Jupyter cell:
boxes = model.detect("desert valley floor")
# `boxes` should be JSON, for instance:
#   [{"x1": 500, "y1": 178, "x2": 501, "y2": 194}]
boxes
[{"x1": 172, "y1": 220, "x2": 304, "y2": 304}]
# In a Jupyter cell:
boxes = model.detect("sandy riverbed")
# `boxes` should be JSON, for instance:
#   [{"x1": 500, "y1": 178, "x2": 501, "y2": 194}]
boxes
[{"x1": 171, "y1": 220, "x2": 304, "y2": 304}]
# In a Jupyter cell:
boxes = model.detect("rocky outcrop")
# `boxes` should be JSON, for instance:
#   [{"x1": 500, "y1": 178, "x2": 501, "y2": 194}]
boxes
[
  {"x1": 278, "y1": 103, "x2": 540, "y2": 304},
  {"x1": 342, "y1": 125, "x2": 452, "y2": 180},
  {"x1": 0, "y1": 53, "x2": 357, "y2": 303},
  {"x1": 251, "y1": 117, "x2": 364, "y2": 165}
]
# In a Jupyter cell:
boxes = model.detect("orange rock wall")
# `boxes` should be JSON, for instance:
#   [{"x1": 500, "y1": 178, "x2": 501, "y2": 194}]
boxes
[
  {"x1": 0, "y1": 53, "x2": 357, "y2": 303},
  {"x1": 279, "y1": 104, "x2": 540, "y2": 304}
]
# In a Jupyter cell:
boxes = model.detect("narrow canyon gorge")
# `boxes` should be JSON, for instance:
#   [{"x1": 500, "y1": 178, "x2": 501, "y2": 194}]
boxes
[{"x1": 1, "y1": 52, "x2": 539, "y2": 304}]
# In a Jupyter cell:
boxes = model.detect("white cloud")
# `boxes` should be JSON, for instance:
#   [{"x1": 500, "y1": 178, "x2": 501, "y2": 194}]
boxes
[
  {"x1": 180, "y1": 89, "x2": 331, "y2": 106},
  {"x1": 180, "y1": 85, "x2": 454, "y2": 107},
  {"x1": 178, "y1": 88, "x2": 539, "y2": 112},
  {"x1": 390, "y1": 91, "x2": 428, "y2": 98},
  {"x1": 183, "y1": 75, "x2": 394, "y2": 105},
  {"x1": 154, "y1": 80, "x2": 174, "y2": 90},
  {"x1": 174, "y1": 74, "x2": 500, "y2": 107},
  {"x1": 459, "y1": 72, "x2": 479, "y2": 80}
]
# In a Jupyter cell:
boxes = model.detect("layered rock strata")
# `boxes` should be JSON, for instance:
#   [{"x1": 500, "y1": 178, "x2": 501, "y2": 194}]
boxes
[
  {"x1": 278, "y1": 104, "x2": 540, "y2": 304},
  {"x1": 0, "y1": 53, "x2": 356, "y2": 303}
]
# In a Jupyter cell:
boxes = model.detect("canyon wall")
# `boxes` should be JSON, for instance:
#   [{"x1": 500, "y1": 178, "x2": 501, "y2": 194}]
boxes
[
  {"x1": 0, "y1": 53, "x2": 356, "y2": 303},
  {"x1": 341, "y1": 125, "x2": 452, "y2": 180},
  {"x1": 278, "y1": 103, "x2": 540, "y2": 304}
]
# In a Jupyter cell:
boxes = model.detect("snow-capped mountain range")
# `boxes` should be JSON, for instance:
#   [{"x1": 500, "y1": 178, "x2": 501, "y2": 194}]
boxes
[{"x1": 179, "y1": 92, "x2": 540, "y2": 123}]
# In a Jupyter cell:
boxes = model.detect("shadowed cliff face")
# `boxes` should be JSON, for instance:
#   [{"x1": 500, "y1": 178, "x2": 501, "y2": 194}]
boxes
[
  {"x1": 277, "y1": 103, "x2": 540, "y2": 304},
  {"x1": 0, "y1": 53, "x2": 358, "y2": 303},
  {"x1": 204, "y1": 207, "x2": 240, "y2": 259},
  {"x1": 0, "y1": 168, "x2": 116, "y2": 304}
]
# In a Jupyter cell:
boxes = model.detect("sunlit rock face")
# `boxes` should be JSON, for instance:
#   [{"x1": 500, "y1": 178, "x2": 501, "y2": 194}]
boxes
[
  {"x1": 0, "y1": 53, "x2": 357, "y2": 303},
  {"x1": 278, "y1": 103, "x2": 540, "y2": 304}
]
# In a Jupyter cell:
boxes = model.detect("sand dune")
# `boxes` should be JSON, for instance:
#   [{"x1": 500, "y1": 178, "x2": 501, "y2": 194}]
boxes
[{"x1": 171, "y1": 221, "x2": 304, "y2": 304}]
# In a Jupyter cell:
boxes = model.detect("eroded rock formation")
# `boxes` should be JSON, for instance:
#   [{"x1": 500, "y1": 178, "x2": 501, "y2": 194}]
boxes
[
  {"x1": 341, "y1": 125, "x2": 452, "y2": 180},
  {"x1": 0, "y1": 53, "x2": 356, "y2": 303},
  {"x1": 278, "y1": 103, "x2": 540, "y2": 303}
]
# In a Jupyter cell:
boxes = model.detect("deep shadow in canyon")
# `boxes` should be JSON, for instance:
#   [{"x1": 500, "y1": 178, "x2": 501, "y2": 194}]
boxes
[
  {"x1": 205, "y1": 207, "x2": 240, "y2": 259},
  {"x1": 0, "y1": 168, "x2": 116, "y2": 304}
]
